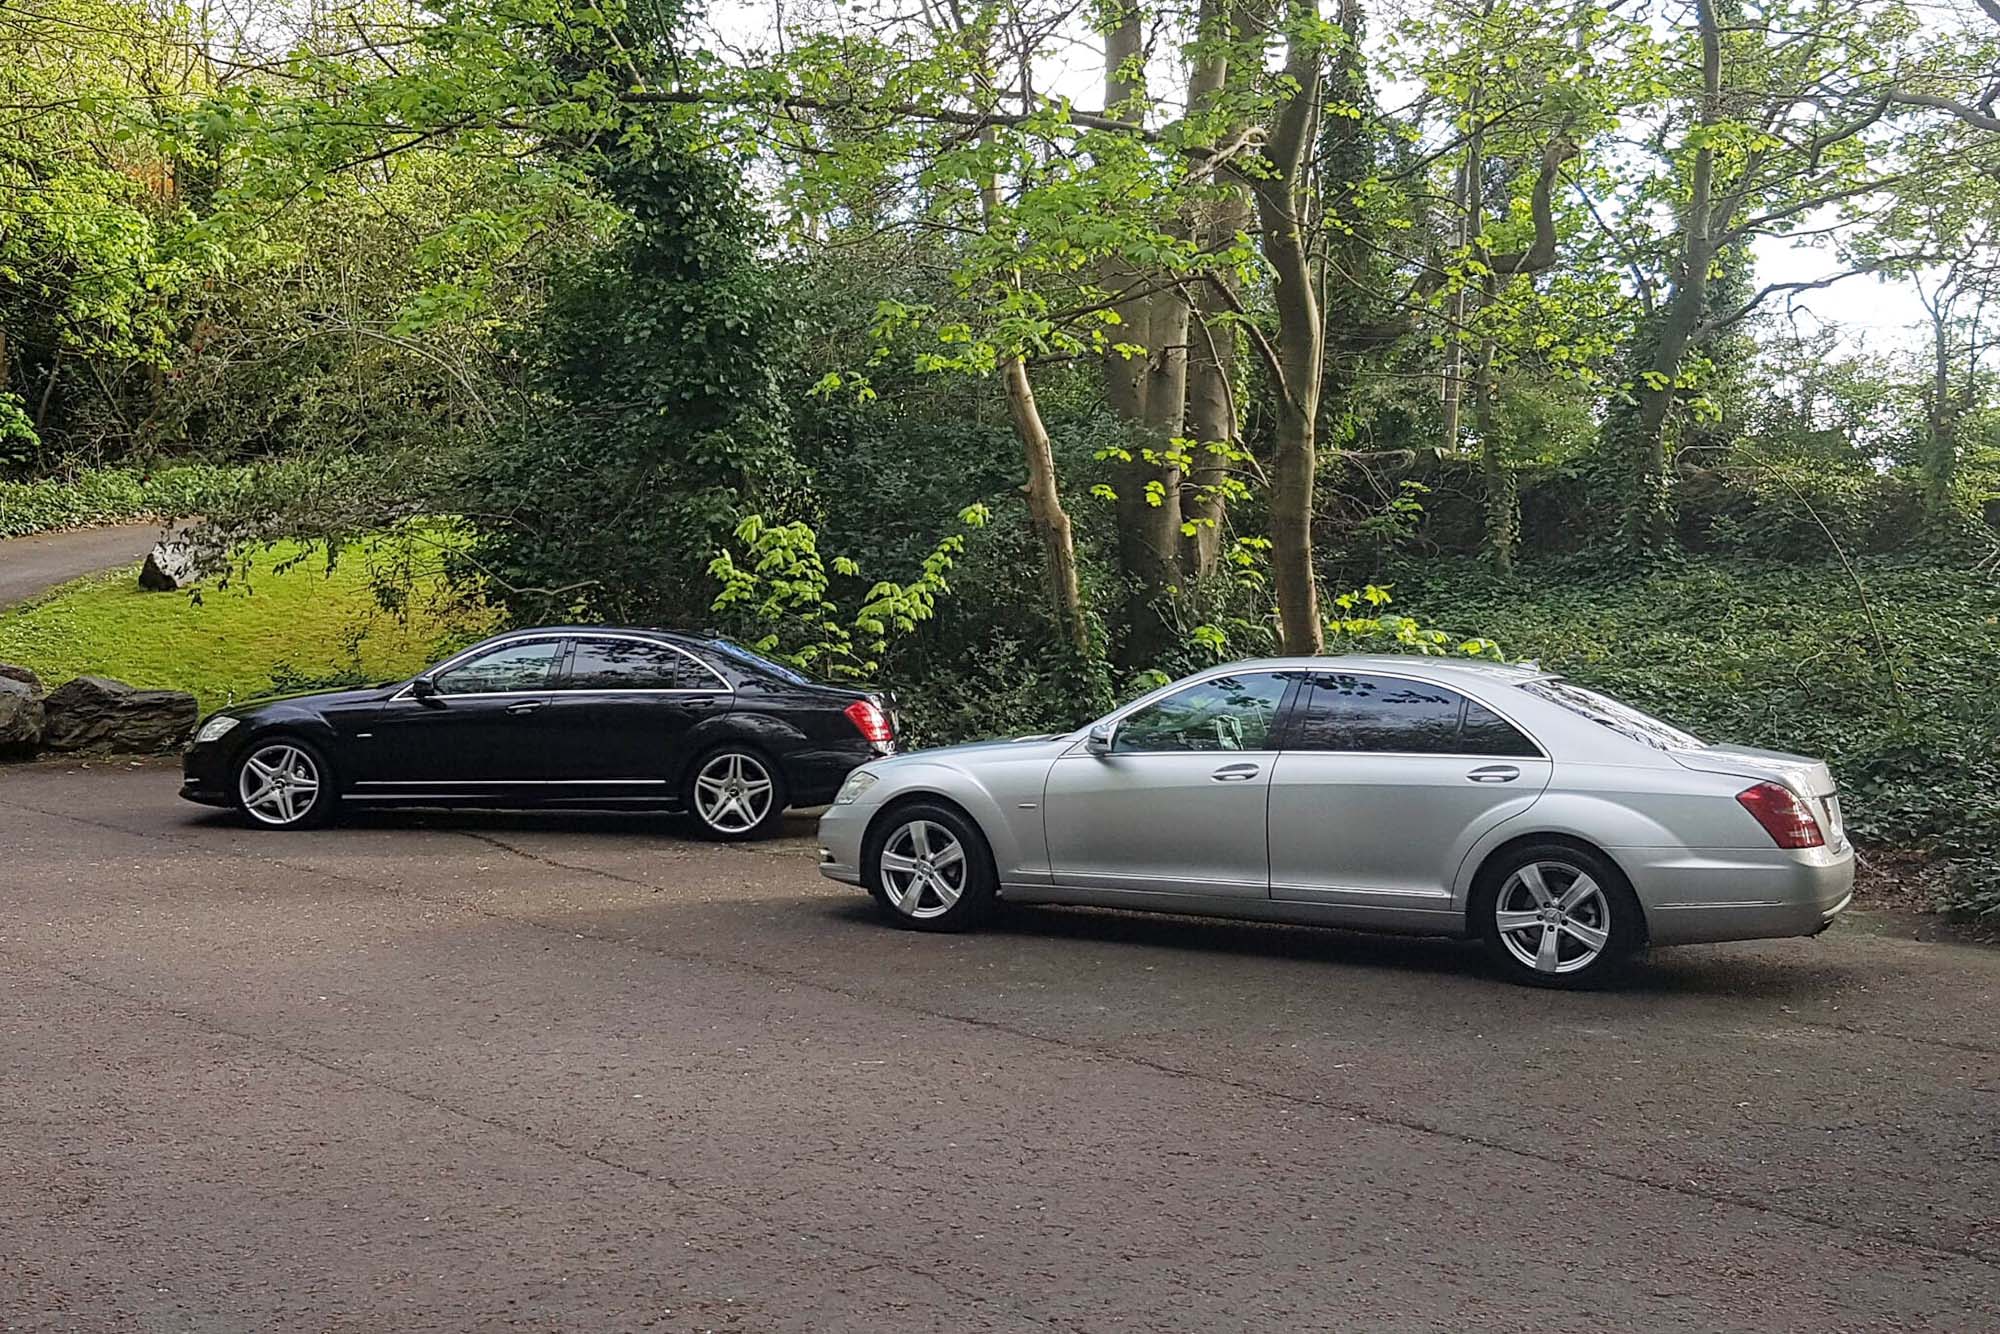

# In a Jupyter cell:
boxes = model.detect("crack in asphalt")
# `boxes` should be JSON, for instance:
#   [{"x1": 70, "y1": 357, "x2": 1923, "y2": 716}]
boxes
[
  {"x1": 6, "y1": 789, "x2": 1998, "y2": 1274},
  {"x1": 0, "y1": 949, "x2": 1042, "y2": 1327}
]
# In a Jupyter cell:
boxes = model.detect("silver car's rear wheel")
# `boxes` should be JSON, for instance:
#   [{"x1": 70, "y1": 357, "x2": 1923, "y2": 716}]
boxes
[
  {"x1": 236, "y1": 739, "x2": 332, "y2": 829},
  {"x1": 866, "y1": 802, "x2": 997, "y2": 932},
  {"x1": 1477, "y1": 843, "x2": 1641, "y2": 988},
  {"x1": 1495, "y1": 860, "x2": 1611, "y2": 975}
]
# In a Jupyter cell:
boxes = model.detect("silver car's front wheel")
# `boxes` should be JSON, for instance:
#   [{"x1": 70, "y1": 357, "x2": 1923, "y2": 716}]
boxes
[
  {"x1": 879, "y1": 819, "x2": 968, "y2": 920},
  {"x1": 235, "y1": 739, "x2": 332, "y2": 829},
  {"x1": 867, "y1": 802, "x2": 996, "y2": 932},
  {"x1": 1478, "y1": 844, "x2": 1640, "y2": 987}
]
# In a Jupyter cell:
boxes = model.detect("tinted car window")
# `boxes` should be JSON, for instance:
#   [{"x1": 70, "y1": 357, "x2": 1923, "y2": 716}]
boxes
[
  {"x1": 706, "y1": 638, "x2": 813, "y2": 686},
  {"x1": 434, "y1": 640, "x2": 561, "y2": 695},
  {"x1": 1460, "y1": 700, "x2": 1541, "y2": 756},
  {"x1": 1296, "y1": 673, "x2": 1463, "y2": 753},
  {"x1": 1522, "y1": 679, "x2": 1700, "y2": 750},
  {"x1": 566, "y1": 638, "x2": 723, "y2": 691},
  {"x1": 1114, "y1": 673, "x2": 1290, "y2": 753}
]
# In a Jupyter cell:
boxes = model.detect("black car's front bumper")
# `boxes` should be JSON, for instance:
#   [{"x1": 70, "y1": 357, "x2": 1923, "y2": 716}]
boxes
[{"x1": 180, "y1": 742, "x2": 235, "y2": 808}]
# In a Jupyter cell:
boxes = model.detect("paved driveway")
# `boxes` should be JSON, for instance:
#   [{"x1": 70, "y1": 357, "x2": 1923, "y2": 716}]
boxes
[
  {"x1": 0, "y1": 524, "x2": 167, "y2": 609},
  {"x1": 2, "y1": 760, "x2": 1995, "y2": 1331}
]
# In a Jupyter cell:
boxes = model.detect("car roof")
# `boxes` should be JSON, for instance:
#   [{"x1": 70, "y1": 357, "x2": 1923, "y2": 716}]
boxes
[{"x1": 1213, "y1": 654, "x2": 1553, "y2": 686}]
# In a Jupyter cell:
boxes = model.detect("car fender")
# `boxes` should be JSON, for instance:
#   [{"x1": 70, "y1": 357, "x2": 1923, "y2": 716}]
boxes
[
  {"x1": 860, "y1": 759, "x2": 1039, "y2": 882},
  {"x1": 1450, "y1": 789, "x2": 1685, "y2": 904},
  {"x1": 229, "y1": 710, "x2": 349, "y2": 786},
  {"x1": 668, "y1": 710, "x2": 777, "y2": 786}
]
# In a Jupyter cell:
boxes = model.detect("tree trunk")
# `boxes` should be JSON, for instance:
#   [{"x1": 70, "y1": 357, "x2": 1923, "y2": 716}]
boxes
[
  {"x1": 1925, "y1": 304, "x2": 1959, "y2": 519},
  {"x1": 1626, "y1": 0, "x2": 1722, "y2": 549},
  {"x1": 1098, "y1": 0, "x2": 1187, "y2": 666},
  {"x1": 1247, "y1": 2, "x2": 1331, "y2": 655},
  {"x1": 1474, "y1": 330, "x2": 1514, "y2": 571},
  {"x1": 1002, "y1": 355, "x2": 1090, "y2": 654}
]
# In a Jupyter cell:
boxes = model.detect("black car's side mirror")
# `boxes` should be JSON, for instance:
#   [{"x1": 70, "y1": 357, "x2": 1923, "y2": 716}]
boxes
[{"x1": 409, "y1": 676, "x2": 441, "y2": 704}]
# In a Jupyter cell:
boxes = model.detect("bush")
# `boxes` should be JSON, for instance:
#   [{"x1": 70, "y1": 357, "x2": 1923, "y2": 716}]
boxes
[{"x1": 0, "y1": 463, "x2": 247, "y2": 538}]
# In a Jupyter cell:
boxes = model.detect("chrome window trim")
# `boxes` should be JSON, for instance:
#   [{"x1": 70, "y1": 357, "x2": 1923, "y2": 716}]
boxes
[
  {"x1": 391, "y1": 630, "x2": 734, "y2": 701},
  {"x1": 1287, "y1": 667, "x2": 1549, "y2": 760},
  {"x1": 392, "y1": 633, "x2": 571, "y2": 702},
  {"x1": 563, "y1": 632, "x2": 734, "y2": 694},
  {"x1": 1074, "y1": 662, "x2": 1549, "y2": 759}
]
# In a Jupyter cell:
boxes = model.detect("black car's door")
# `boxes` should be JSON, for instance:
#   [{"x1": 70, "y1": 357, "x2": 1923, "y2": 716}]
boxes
[
  {"x1": 539, "y1": 635, "x2": 733, "y2": 792},
  {"x1": 355, "y1": 636, "x2": 569, "y2": 790}
]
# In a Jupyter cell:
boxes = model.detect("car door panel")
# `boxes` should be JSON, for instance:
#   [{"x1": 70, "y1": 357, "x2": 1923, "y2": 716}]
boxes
[
  {"x1": 1268, "y1": 753, "x2": 1551, "y2": 906},
  {"x1": 540, "y1": 636, "x2": 734, "y2": 792},
  {"x1": 1266, "y1": 671, "x2": 1552, "y2": 908},
  {"x1": 1044, "y1": 750, "x2": 1276, "y2": 897},
  {"x1": 356, "y1": 637, "x2": 568, "y2": 790},
  {"x1": 1043, "y1": 670, "x2": 1297, "y2": 899}
]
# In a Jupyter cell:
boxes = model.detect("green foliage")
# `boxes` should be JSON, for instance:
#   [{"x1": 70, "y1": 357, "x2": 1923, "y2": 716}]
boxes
[
  {"x1": 0, "y1": 462, "x2": 244, "y2": 538},
  {"x1": 708, "y1": 505, "x2": 989, "y2": 680},
  {"x1": 1382, "y1": 553, "x2": 2000, "y2": 920},
  {"x1": 452, "y1": 134, "x2": 800, "y2": 629}
]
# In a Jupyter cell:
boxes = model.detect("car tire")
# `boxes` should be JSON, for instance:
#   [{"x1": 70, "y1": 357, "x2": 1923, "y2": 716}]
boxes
[
  {"x1": 686, "y1": 745, "x2": 787, "y2": 840},
  {"x1": 1475, "y1": 841, "x2": 1643, "y2": 989},
  {"x1": 864, "y1": 801, "x2": 997, "y2": 933},
  {"x1": 232, "y1": 734, "x2": 338, "y2": 831}
]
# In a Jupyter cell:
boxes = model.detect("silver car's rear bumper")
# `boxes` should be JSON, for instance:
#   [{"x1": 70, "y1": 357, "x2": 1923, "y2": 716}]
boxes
[{"x1": 1618, "y1": 842, "x2": 1855, "y2": 946}]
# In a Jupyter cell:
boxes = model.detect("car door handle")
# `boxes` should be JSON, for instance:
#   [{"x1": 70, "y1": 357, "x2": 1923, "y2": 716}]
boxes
[
  {"x1": 506, "y1": 700, "x2": 546, "y2": 715},
  {"x1": 1211, "y1": 763, "x2": 1259, "y2": 782},
  {"x1": 1467, "y1": 764, "x2": 1519, "y2": 783}
]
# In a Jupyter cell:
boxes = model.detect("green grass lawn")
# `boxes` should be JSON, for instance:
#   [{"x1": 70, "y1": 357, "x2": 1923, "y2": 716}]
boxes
[{"x1": 0, "y1": 544, "x2": 490, "y2": 713}]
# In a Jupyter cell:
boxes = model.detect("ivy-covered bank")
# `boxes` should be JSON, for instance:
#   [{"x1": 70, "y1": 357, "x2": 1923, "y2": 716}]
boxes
[
  {"x1": 0, "y1": 464, "x2": 245, "y2": 539},
  {"x1": 1378, "y1": 556, "x2": 2000, "y2": 923}
]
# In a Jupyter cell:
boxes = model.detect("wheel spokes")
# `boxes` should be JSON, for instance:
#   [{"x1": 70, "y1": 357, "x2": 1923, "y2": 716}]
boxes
[{"x1": 1534, "y1": 921, "x2": 1563, "y2": 971}]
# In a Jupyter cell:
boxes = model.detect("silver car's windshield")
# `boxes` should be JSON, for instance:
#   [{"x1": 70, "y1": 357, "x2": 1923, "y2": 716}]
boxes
[{"x1": 1523, "y1": 679, "x2": 1703, "y2": 751}]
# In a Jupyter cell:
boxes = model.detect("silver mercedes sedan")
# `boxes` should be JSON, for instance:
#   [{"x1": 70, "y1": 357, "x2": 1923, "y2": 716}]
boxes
[{"x1": 816, "y1": 656, "x2": 1854, "y2": 987}]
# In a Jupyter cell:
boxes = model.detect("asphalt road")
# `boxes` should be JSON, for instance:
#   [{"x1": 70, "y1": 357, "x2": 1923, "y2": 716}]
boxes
[
  {"x1": 2, "y1": 761, "x2": 1996, "y2": 1332},
  {"x1": 0, "y1": 525, "x2": 167, "y2": 609}
]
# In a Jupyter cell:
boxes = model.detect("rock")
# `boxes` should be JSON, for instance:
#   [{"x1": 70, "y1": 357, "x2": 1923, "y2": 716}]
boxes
[
  {"x1": 0, "y1": 662, "x2": 42, "y2": 694},
  {"x1": 138, "y1": 538, "x2": 201, "y2": 592},
  {"x1": 0, "y1": 676, "x2": 43, "y2": 755},
  {"x1": 41, "y1": 675, "x2": 198, "y2": 754}
]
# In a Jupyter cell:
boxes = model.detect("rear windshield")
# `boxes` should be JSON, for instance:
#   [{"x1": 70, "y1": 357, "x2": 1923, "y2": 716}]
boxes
[
  {"x1": 1521, "y1": 679, "x2": 1703, "y2": 751},
  {"x1": 706, "y1": 638, "x2": 815, "y2": 686}
]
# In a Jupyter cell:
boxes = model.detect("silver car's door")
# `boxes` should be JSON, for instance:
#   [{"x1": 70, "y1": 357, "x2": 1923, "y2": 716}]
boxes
[
  {"x1": 1043, "y1": 670, "x2": 1297, "y2": 898},
  {"x1": 1268, "y1": 671, "x2": 1551, "y2": 917}
]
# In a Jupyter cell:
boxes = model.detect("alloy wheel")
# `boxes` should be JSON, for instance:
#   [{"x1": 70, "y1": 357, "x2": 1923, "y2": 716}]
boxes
[
  {"x1": 1494, "y1": 859, "x2": 1613, "y2": 976},
  {"x1": 878, "y1": 819, "x2": 967, "y2": 920},
  {"x1": 238, "y1": 743, "x2": 322, "y2": 827},
  {"x1": 694, "y1": 752, "x2": 775, "y2": 834}
]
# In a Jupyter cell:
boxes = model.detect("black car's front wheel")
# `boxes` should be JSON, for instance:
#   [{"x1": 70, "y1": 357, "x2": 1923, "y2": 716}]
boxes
[
  {"x1": 687, "y1": 746, "x2": 786, "y2": 840},
  {"x1": 234, "y1": 736, "x2": 336, "y2": 830},
  {"x1": 866, "y1": 802, "x2": 997, "y2": 932}
]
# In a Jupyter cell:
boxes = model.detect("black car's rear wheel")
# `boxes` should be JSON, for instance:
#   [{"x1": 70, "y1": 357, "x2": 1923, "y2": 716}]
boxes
[
  {"x1": 234, "y1": 736, "x2": 336, "y2": 830},
  {"x1": 688, "y1": 746, "x2": 786, "y2": 840}
]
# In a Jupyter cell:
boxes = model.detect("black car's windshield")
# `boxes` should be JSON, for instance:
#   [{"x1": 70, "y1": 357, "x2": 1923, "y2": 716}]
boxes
[
  {"x1": 706, "y1": 638, "x2": 815, "y2": 686},
  {"x1": 1523, "y1": 679, "x2": 1704, "y2": 751}
]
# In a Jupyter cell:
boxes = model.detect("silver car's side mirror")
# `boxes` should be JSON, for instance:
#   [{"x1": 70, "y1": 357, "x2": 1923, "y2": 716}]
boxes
[{"x1": 1086, "y1": 722, "x2": 1115, "y2": 755}]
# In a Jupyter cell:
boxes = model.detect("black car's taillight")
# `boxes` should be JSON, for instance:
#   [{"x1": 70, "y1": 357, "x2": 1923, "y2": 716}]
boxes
[{"x1": 843, "y1": 698, "x2": 894, "y2": 744}]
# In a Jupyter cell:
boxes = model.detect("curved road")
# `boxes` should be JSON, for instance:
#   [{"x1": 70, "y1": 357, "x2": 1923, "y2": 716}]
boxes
[
  {"x1": 0, "y1": 522, "x2": 166, "y2": 609},
  {"x1": 0, "y1": 759, "x2": 1994, "y2": 1330}
]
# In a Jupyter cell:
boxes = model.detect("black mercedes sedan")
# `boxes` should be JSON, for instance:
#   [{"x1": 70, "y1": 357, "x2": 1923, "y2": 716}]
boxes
[{"x1": 181, "y1": 628, "x2": 897, "y2": 836}]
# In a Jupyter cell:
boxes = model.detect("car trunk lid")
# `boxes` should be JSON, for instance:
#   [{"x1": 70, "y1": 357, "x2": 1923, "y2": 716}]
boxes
[{"x1": 1670, "y1": 743, "x2": 1843, "y2": 844}]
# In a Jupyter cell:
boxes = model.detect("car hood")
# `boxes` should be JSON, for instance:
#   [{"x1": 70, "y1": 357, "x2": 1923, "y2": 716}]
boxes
[
  {"x1": 877, "y1": 734, "x2": 1079, "y2": 768},
  {"x1": 226, "y1": 684, "x2": 400, "y2": 716},
  {"x1": 1670, "y1": 743, "x2": 1837, "y2": 797}
]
